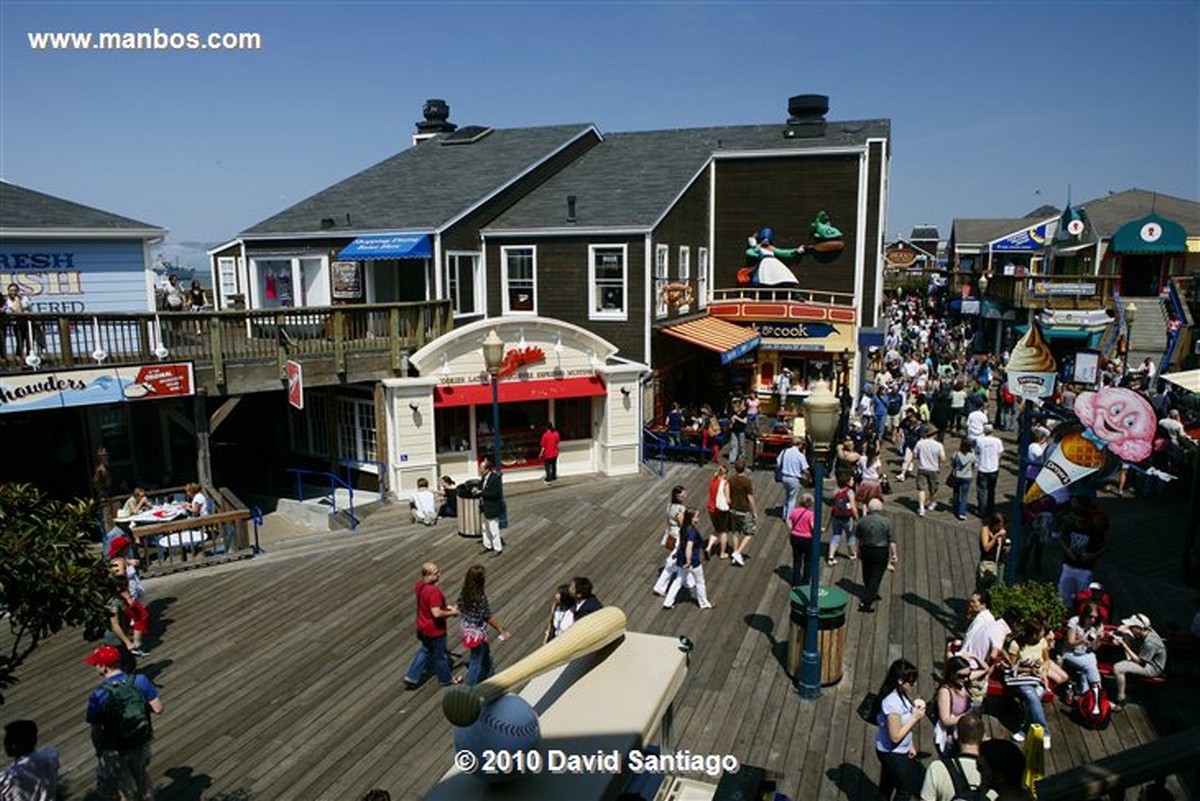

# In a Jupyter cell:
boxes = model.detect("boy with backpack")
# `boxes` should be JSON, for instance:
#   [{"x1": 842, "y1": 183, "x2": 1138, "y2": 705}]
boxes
[
  {"x1": 919, "y1": 711, "x2": 986, "y2": 801},
  {"x1": 84, "y1": 645, "x2": 164, "y2": 801}
]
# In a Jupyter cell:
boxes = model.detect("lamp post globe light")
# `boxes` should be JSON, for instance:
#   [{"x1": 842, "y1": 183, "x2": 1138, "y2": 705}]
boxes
[
  {"x1": 796, "y1": 379, "x2": 841, "y2": 700},
  {"x1": 481, "y1": 329, "x2": 507, "y2": 529}
]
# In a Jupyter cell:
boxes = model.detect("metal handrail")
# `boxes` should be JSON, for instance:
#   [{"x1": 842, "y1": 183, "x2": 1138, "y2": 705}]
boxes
[
  {"x1": 641, "y1": 428, "x2": 666, "y2": 478},
  {"x1": 1160, "y1": 279, "x2": 1187, "y2": 374},
  {"x1": 1100, "y1": 288, "x2": 1123, "y2": 358},
  {"x1": 286, "y1": 467, "x2": 358, "y2": 530},
  {"x1": 341, "y1": 458, "x2": 389, "y2": 503}
]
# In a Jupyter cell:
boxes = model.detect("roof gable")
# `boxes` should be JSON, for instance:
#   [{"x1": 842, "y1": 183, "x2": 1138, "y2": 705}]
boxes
[
  {"x1": 484, "y1": 119, "x2": 890, "y2": 232},
  {"x1": 1075, "y1": 188, "x2": 1200, "y2": 238},
  {"x1": 241, "y1": 124, "x2": 598, "y2": 237},
  {"x1": 0, "y1": 181, "x2": 164, "y2": 234}
]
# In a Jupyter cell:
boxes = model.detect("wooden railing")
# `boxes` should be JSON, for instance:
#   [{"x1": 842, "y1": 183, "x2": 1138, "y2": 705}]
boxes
[
  {"x1": 710, "y1": 286, "x2": 856, "y2": 307},
  {"x1": 1036, "y1": 724, "x2": 1200, "y2": 801},
  {"x1": 0, "y1": 300, "x2": 453, "y2": 382},
  {"x1": 979, "y1": 273, "x2": 1121, "y2": 310},
  {"x1": 107, "y1": 484, "x2": 254, "y2": 571}
]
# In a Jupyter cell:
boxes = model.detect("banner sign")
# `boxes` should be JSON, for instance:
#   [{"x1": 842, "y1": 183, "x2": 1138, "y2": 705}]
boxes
[
  {"x1": 0, "y1": 362, "x2": 194, "y2": 413},
  {"x1": 1031, "y1": 281, "x2": 1096, "y2": 297},
  {"x1": 330, "y1": 261, "x2": 363, "y2": 300},
  {"x1": 960, "y1": 299, "x2": 981, "y2": 315},
  {"x1": 748, "y1": 322, "x2": 837, "y2": 339},
  {"x1": 1072, "y1": 350, "x2": 1100, "y2": 386},
  {"x1": 991, "y1": 223, "x2": 1050, "y2": 252}
]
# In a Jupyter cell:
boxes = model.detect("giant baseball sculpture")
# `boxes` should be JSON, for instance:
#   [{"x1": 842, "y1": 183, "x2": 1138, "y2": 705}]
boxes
[{"x1": 445, "y1": 607, "x2": 627, "y2": 782}]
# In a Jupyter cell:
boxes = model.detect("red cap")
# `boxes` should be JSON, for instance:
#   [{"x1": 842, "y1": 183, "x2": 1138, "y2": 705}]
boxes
[
  {"x1": 83, "y1": 645, "x2": 121, "y2": 668},
  {"x1": 107, "y1": 536, "x2": 133, "y2": 559}
]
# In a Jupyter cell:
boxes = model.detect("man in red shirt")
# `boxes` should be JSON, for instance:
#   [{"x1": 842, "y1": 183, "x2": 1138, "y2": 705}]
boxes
[
  {"x1": 539, "y1": 422, "x2": 561, "y2": 483},
  {"x1": 403, "y1": 563, "x2": 460, "y2": 688}
]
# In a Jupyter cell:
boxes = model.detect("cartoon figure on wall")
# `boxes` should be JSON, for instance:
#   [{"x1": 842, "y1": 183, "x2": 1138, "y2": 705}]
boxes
[
  {"x1": 738, "y1": 211, "x2": 845, "y2": 287},
  {"x1": 1025, "y1": 386, "x2": 1156, "y2": 504}
]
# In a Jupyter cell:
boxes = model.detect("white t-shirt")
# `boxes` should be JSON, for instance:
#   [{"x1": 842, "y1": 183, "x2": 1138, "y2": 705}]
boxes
[
  {"x1": 411, "y1": 489, "x2": 437, "y2": 518},
  {"x1": 875, "y1": 690, "x2": 916, "y2": 753},
  {"x1": 191, "y1": 492, "x2": 208, "y2": 515},
  {"x1": 974, "y1": 436, "x2": 1003, "y2": 474},
  {"x1": 966, "y1": 409, "x2": 988, "y2": 439},
  {"x1": 915, "y1": 438, "x2": 945, "y2": 471}
]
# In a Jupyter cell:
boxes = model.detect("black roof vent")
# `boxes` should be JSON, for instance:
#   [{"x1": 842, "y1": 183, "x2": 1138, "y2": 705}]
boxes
[
  {"x1": 784, "y1": 93, "x2": 828, "y2": 139},
  {"x1": 415, "y1": 98, "x2": 458, "y2": 140},
  {"x1": 320, "y1": 217, "x2": 337, "y2": 229},
  {"x1": 440, "y1": 125, "x2": 494, "y2": 145}
]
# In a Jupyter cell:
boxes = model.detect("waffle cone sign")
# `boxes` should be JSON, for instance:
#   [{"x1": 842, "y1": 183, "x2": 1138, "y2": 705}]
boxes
[{"x1": 1006, "y1": 322, "x2": 1057, "y2": 399}]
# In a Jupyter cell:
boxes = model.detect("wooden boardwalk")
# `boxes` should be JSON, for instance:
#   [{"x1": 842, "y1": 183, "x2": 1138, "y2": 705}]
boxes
[{"x1": 4, "y1": 430, "x2": 1195, "y2": 800}]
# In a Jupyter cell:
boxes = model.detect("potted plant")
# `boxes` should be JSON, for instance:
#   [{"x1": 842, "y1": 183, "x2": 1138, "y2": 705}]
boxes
[{"x1": 989, "y1": 579, "x2": 1067, "y2": 631}]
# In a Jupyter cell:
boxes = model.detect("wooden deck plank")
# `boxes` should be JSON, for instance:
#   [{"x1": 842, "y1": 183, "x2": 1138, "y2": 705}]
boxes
[{"x1": 2, "y1": 434, "x2": 1194, "y2": 801}]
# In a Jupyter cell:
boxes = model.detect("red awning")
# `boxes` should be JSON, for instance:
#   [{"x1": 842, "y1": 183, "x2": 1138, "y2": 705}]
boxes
[{"x1": 434, "y1": 376, "x2": 606, "y2": 407}]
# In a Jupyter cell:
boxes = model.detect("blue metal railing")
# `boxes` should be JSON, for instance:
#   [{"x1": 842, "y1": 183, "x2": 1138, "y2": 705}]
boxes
[
  {"x1": 641, "y1": 428, "x2": 666, "y2": 477},
  {"x1": 1160, "y1": 279, "x2": 1186, "y2": 375},
  {"x1": 341, "y1": 458, "x2": 389, "y2": 503},
  {"x1": 286, "y1": 468, "x2": 358, "y2": 530}
]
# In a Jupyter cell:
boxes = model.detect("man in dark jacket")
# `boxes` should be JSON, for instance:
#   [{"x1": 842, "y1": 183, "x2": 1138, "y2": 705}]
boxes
[{"x1": 478, "y1": 458, "x2": 505, "y2": 554}]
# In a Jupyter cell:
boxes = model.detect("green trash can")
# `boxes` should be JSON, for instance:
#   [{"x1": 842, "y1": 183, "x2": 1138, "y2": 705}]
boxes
[{"x1": 788, "y1": 585, "x2": 850, "y2": 685}]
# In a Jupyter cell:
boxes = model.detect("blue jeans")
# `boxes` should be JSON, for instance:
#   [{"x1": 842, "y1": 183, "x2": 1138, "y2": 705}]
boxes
[
  {"x1": 781, "y1": 476, "x2": 802, "y2": 522},
  {"x1": 1063, "y1": 651, "x2": 1101, "y2": 692},
  {"x1": 976, "y1": 471, "x2": 998, "y2": 519},
  {"x1": 874, "y1": 414, "x2": 886, "y2": 442},
  {"x1": 953, "y1": 477, "x2": 972, "y2": 518},
  {"x1": 829, "y1": 517, "x2": 856, "y2": 552},
  {"x1": 467, "y1": 641, "x2": 494, "y2": 686},
  {"x1": 403, "y1": 632, "x2": 453, "y2": 686},
  {"x1": 1014, "y1": 682, "x2": 1049, "y2": 736}
]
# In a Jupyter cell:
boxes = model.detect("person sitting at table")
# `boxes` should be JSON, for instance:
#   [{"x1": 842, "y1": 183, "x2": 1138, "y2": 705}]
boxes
[
  {"x1": 182, "y1": 482, "x2": 208, "y2": 516},
  {"x1": 118, "y1": 487, "x2": 151, "y2": 519}
]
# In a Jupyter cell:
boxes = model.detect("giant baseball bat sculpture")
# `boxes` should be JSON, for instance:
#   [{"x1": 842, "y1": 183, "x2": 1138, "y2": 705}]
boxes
[{"x1": 443, "y1": 606, "x2": 627, "y2": 727}]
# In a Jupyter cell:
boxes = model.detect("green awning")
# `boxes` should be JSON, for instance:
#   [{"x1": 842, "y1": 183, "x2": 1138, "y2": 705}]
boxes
[
  {"x1": 1013, "y1": 324, "x2": 1104, "y2": 346},
  {"x1": 1110, "y1": 213, "x2": 1187, "y2": 254}
]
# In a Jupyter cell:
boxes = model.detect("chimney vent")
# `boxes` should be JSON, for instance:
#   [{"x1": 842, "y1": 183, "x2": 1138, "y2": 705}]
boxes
[
  {"x1": 414, "y1": 98, "x2": 458, "y2": 145},
  {"x1": 785, "y1": 94, "x2": 828, "y2": 139},
  {"x1": 320, "y1": 217, "x2": 336, "y2": 229},
  {"x1": 567, "y1": 195, "x2": 577, "y2": 223}
]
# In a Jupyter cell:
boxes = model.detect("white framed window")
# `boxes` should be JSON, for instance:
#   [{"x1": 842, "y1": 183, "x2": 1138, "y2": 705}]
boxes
[
  {"x1": 501, "y1": 245, "x2": 537, "y2": 315},
  {"x1": 589, "y1": 244, "x2": 628, "y2": 321},
  {"x1": 654, "y1": 244, "x2": 669, "y2": 318},
  {"x1": 697, "y1": 247, "x2": 709, "y2": 309},
  {"x1": 445, "y1": 252, "x2": 482, "y2": 317},
  {"x1": 290, "y1": 392, "x2": 332, "y2": 457},
  {"x1": 249, "y1": 254, "x2": 327, "y2": 309},
  {"x1": 337, "y1": 397, "x2": 378, "y2": 464},
  {"x1": 678, "y1": 246, "x2": 690, "y2": 282},
  {"x1": 217, "y1": 257, "x2": 237, "y2": 300}
]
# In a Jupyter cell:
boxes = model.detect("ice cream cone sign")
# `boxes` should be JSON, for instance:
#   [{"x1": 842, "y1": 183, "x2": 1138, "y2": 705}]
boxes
[
  {"x1": 1005, "y1": 322, "x2": 1057, "y2": 400},
  {"x1": 1025, "y1": 387, "x2": 1156, "y2": 503}
]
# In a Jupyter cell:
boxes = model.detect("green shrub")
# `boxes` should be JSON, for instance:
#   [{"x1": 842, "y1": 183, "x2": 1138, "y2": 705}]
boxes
[{"x1": 989, "y1": 579, "x2": 1066, "y2": 631}]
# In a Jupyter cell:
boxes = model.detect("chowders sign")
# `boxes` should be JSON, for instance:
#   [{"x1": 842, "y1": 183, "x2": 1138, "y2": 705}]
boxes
[{"x1": 0, "y1": 363, "x2": 194, "y2": 413}]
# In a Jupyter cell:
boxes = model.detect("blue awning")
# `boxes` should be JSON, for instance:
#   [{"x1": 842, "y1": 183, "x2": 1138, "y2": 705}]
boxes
[
  {"x1": 1013, "y1": 324, "x2": 1104, "y2": 347},
  {"x1": 338, "y1": 233, "x2": 432, "y2": 260}
]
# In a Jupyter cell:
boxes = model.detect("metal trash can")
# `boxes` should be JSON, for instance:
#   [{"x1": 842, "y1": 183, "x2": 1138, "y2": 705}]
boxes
[
  {"x1": 788, "y1": 585, "x2": 849, "y2": 685},
  {"x1": 456, "y1": 480, "x2": 482, "y2": 538}
]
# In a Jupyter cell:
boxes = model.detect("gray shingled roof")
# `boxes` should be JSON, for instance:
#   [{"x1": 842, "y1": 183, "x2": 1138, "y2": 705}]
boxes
[
  {"x1": 1076, "y1": 188, "x2": 1200, "y2": 238},
  {"x1": 241, "y1": 124, "x2": 596, "y2": 237},
  {"x1": 485, "y1": 120, "x2": 890, "y2": 231},
  {"x1": 0, "y1": 181, "x2": 165, "y2": 233},
  {"x1": 950, "y1": 218, "x2": 1054, "y2": 247}
]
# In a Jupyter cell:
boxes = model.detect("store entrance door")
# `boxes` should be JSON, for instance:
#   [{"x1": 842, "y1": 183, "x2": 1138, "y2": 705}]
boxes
[{"x1": 1120, "y1": 255, "x2": 1164, "y2": 296}]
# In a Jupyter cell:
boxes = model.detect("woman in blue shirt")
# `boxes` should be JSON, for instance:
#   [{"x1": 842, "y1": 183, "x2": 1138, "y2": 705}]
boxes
[{"x1": 872, "y1": 659, "x2": 927, "y2": 800}]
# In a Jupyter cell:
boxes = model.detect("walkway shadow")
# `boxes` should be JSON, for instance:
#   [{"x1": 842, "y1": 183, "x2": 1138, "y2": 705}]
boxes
[
  {"x1": 900, "y1": 591, "x2": 961, "y2": 633},
  {"x1": 744, "y1": 613, "x2": 789, "y2": 675},
  {"x1": 774, "y1": 565, "x2": 794, "y2": 587},
  {"x1": 836, "y1": 577, "x2": 868, "y2": 603},
  {"x1": 146, "y1": 595, "x2": 177, "y2": 649},
  {"x1": 137, "y1": 658, "x2": 174, "y2": 683},
  {"x1": 159, "y1": 766, "x2": 213, "y2": 801},
  {"x1": 827, "y1": 762, "x2": 877, "y2": 800}
]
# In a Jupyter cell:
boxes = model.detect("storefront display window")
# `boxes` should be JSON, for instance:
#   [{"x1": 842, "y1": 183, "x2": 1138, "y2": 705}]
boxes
[
  {"x1": 554, "y1": 397, "x2": 592, "y2": 441},
  {"x1": 435, "y1": 407, "x2": 471, "y2": 454},
  {"x1": 476, "y1": 400, "x2": 549, "y2": 468}
]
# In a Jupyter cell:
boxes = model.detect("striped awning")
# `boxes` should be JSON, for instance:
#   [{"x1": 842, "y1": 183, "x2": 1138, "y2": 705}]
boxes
[{"x1": 661, "y1": 316, "x2": 760, "y2": 364}]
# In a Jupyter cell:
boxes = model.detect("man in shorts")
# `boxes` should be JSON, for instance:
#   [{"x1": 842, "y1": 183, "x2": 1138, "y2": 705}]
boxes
[
  {"x1": 728, "y1": 460, "x2": 759, "y2": 566},
  {"x1": 913, "y1": 427, "x2": 945, "y2": 516}
]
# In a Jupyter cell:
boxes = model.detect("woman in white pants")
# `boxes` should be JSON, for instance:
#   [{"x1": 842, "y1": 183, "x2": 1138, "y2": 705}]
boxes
[
  {"x1": 653, "y1": 485, "x2": 688, "y2": 597},
  {"x1": 663, "y1": 508, "x2": 713, "y2": 609}
]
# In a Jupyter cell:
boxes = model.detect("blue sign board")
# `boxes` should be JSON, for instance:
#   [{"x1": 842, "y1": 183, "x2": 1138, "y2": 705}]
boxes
[
  {"x1": 0, "y1": 239, "x2": 150, "y2": 313},
  {"x1": 991, "y1": 223, "x2": 1050, "y2": 252}
]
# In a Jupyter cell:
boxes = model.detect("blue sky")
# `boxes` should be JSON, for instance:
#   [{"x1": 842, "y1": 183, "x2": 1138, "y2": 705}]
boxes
[{"x1": 2, "y1": 2, "x2": 1197, "y2": 251}]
